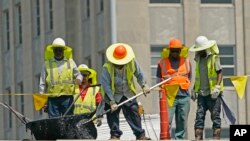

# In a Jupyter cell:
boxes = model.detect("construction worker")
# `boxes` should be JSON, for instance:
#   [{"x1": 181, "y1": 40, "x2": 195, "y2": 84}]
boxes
[
  {"x1": 101, "y1": 43, "x2": 151, "y2": 140},
  {"x1": 73, "y1": 64, "x2": 102, "y2": 126},
  {"x1": 189, "y1": 36, "x2": 224, "y2": 140},
  {"x1": 39, "y1": 37, "x2": 82, "y2": 118},
  {"x1": 156, "y1": 38, "x2": 191, "y2": 139}
]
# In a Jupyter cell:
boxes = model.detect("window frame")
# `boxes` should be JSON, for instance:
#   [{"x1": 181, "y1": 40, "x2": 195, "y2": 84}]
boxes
[{"x1": 218, "y1": 45, "x2": 236, "y2": 87}]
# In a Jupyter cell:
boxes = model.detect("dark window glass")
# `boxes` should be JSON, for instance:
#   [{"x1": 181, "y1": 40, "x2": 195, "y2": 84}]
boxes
[
  {"x1": 150, "y1": 0, "x2": 181, "y2": 3},
  {"x1": 5, "y1": 10, "x2": 10, "y2": 50},
  {"x1": 49, "y1": 0, "x2": 53, "y2": 30},
  {"x1": 201, "y1": 0, "x2": 233, "y2": 4},
  {"x1": 100, "y1": 0, "x2": 104, "y2": 12},
  {"x1": 18, "y1": 4, "x2": 22, "y2": 44},
  {"x1": 87, "y1": 0, "x2": 90, "y2": 18},
  {"x1": 218, "y1": 45, "x2": 235, "y2": 87},
  {"x1": 36, "y1": 0, "x2": 40, "y2": 36}
]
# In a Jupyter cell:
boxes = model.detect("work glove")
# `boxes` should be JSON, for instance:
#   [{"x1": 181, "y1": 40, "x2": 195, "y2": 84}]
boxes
[
  {"x1": 191, "y1": 89, "x2": 198, "y2": 102},
  {"x1": 76, "y1": 78, "x2": 82, "y2": 85},
  {"x1": 142, "y1": 84, "x2": 150, "y2": 96},
  {"x1": 43, "y1": 104, "x2": 48, "y2": 113},
  {"x1": 96, "y1": 118, "x2": 102, "y2": 127},
  {"x1": 110, "y1": 102, "x2": 118, "y2": 112},
  {"x1": 211, "y1": 85, "x2": 220, "y2": 99}
]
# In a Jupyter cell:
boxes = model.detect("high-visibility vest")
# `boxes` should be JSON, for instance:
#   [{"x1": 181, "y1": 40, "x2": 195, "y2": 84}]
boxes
[
  {"x1": 194, "y1": 55, "x2": 224, "y2": 92},
  {"x1": 45, "y1": 59, "x2": 75, "y2": 97},
  {"x1": 103, "y1": 59, "x2": 136, "y2": 94},
  {"x1": 159, "y1": 57, "x2": 190, "y2": 90},
  {"x1": 73, "y1": 85, "x2": 100, "y2": 114}
]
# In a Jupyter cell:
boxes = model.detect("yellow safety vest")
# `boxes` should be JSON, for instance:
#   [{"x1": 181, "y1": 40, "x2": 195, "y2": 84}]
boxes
[
  {"x1": 45, "y1": 59, "x2": 75, "y2": 97},
  {"x1": 194, "y1": 55, "x2": 224, "y2": 92},
  {"x1": 73, "y1": 86, "x2": 100, "y2": 114},
  {"x1": 103, "y1": 59, "x2": 136, "y2": 94}
]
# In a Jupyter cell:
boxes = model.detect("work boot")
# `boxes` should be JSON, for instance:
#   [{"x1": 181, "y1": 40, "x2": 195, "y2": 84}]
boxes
[
  {"x1": 195, "y1": 128, "x2": 203, "y2": 140},
  {"x1": 213, "y1": 128, "x2": 221, "y2": 140},
  {"x1": 136, "y1": 134, "x2": 151, "y2": 140},
  {"x1": 110, "y1": 136, "x2": 120, "y2": 140}
]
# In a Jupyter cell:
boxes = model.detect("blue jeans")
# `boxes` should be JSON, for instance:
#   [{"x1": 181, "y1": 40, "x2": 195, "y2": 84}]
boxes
[
  {"x1": 47, "y1": 95, "x2": 74, "y2": 118},
  {"x1": 105, "y1": 96, "x2": 145, "y2": 138},
  {"x1": 194, "y1": 94, "x2": 221, "y2": 129},
  {"x1": 168, "y1": 96, "x2": 190, "y2": 139}
]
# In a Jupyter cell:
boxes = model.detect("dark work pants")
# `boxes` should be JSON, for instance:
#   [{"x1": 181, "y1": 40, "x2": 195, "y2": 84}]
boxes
[
  {"x1": 48, "y1": 95, "x2": 74, "y2": 118},
  {"x1": 194, "y1": 94, "x2": 221, "y2": 129},
  {"x1": 105, "y1": 96, "x2": 145, "y2": 138}
]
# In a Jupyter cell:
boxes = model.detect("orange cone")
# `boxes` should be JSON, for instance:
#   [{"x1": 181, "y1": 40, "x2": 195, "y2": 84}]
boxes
[{"x1": 160, "y1": 88, "x2": 170, "y2": 139}]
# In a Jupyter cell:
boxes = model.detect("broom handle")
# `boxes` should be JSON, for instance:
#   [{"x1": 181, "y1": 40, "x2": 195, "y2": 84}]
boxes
[{"x1": 99, "y1": 77, "x2": 172, "y2": 117}]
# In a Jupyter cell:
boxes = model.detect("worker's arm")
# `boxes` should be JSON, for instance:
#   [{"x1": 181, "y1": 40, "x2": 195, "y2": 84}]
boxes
[
  {"x1": 101, "y1": 68, "x2": 115, "y2": 103},
  {"x1": 133, "y1": 59, "x2": 147, "y2": 87}
]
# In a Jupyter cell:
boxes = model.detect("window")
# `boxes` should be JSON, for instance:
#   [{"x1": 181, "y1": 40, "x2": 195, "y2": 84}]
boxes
[
  {"x1": 82, "y1": 0, "x2": 90, "y2": 20},
  {"x1": 218, "y1": 45, "x2": 235, "y2": 86},
  {"x1": 97, "y1": 0, "x2": 104, "y2": 14},
  {"x1": 18, "y1": 83, "x2": 24, "y2": 114},
  {"x1": 48, "y1": 0, "x2": 53, "y2": 30},
  {"x1": 15, "y1": 4, "x2": 22, "y2": 44},
  {"x1": 4, "y1": 88, "x2": 12, "y2": 129},
  {"x1": 3, "y1": 10, "x2": 10, "y2": 51},
  {"x1": 87, "y1": 0, "x2": 90, "y2": 18},
  {"x1": 33, "y1": 0, "x2": 40, "y2": 36},
  {"x1": 150, "y1": 45, "x2": 165, "y2": 86},
  {"x1": 201, "y1": 0, "x2": 233, "y2": 4},
  {"x1": 100, "y1": 51, "x2": 106, "y2": 66},
  {"x1": 150, "y1": 0, "x2": 181, "y2": 3}
]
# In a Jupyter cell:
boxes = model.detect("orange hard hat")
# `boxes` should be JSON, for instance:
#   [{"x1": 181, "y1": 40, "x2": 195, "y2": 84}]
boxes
[
  {"x1": 168, "y1": 38, "x2": 183, "y2": 49},
  {"x1": 113, "y1": 45, "x2": 127, "y2": 59}
]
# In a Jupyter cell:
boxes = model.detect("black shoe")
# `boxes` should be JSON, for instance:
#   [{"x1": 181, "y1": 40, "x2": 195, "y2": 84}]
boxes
[
  {"x1": 110, "y1": 136, "x2": 120, "y2": 140},
  {"x1": 136, "y1": 135, "x2": 151, "y2": 140}
]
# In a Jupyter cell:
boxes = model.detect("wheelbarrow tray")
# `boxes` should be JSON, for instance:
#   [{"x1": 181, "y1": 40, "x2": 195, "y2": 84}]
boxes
[{"x1": 26, "y1": 113, "x2": 97, "y2": 140}]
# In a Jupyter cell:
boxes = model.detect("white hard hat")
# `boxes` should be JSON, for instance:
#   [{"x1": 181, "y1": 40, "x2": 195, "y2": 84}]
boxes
[
  {"x1": 189, "y1": 36, "x2": 216, "y2": 52},
  {"x1": 78, "y1": 64, "x2": 89, "y2": 69},
  {"x1": 52, "y1": 38, "x2": 66, "y2": 46}
]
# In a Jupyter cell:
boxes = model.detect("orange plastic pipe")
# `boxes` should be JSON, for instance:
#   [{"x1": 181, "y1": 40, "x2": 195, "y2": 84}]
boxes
[{"x1": 160, "y1": 88, "x2": 170, "y2": 139}]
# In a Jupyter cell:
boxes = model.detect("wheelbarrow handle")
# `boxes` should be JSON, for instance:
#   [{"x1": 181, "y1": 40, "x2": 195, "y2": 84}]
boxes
[
  {"x1": 80, "y1": 77, "x2": 172, "y2": 125},
  {"x1": 0, "y1": 102, "x2": 31, "y2": 124}
]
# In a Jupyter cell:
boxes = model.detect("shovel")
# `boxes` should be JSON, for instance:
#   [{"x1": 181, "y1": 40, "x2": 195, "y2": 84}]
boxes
[{"x1": 77, "y1": 77, "x2": 172, "y2": 126}]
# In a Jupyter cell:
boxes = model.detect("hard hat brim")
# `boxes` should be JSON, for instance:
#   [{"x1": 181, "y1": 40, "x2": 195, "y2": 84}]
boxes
[
  {"x1": 189, "y1": 40, "x2": 216, "y2": 52},
  {"x1": 45, "y1": 44, "x2": 72, "y2": 60},
  {"x1": 47, "y1": 44, "x2": 72, "y2": 51},
  {"x1": 106, "y1": 43, "x2": 135, "y2": 65},
  {"x1": 79, "y1": 67, "x2": 96, "y2": 79}
]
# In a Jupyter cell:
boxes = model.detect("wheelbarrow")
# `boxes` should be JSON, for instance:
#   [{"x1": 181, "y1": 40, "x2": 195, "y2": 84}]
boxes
[
  {"x1": 0, "y1": 78, "x2": 171, "y2": 140},
  {"x1": 0, "y1": 102, "x2": 97, "y2": 140}
]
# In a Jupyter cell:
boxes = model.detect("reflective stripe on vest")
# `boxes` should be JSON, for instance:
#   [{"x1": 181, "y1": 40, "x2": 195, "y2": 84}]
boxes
[
  {"x1": 103, "y1": 59, "x2": 136, "y2": 94},
  {"x1": 194, "y1": 55, "x2": 224, "y2": 92},
  {"x1": 45, "y1": 59, "x2": 75, "y2": 97},
  {"x1": 159, "y1": 57, "x2": 190, "y2": 90},
  {"x1": 73, "y1": 86, "x2": 100, "y2": 114}
]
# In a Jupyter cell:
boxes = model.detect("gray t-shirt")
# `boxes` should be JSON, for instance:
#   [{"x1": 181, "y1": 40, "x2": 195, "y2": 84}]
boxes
[{"x1": 199, "y1": 55, "x2": 222, "y2": 95}]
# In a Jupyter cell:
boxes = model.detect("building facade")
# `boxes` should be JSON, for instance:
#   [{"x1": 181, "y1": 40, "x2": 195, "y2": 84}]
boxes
[{"x1": 0, "y1": 0, "x2": 249, "y2": 140}]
